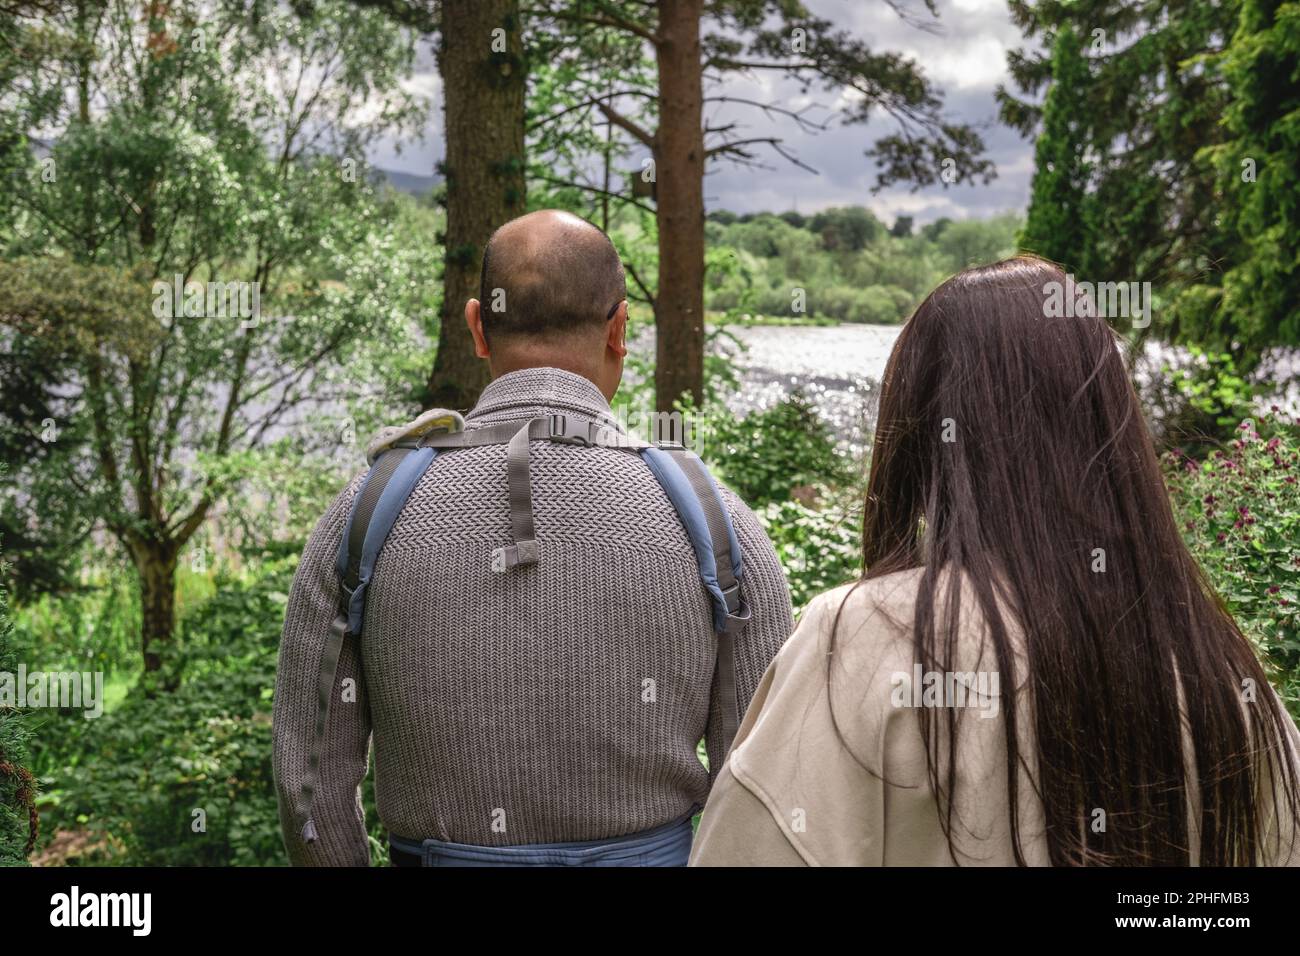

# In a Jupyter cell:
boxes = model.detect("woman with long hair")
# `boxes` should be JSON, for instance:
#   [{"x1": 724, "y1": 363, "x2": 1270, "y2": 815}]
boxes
[{"x1": 691, "y1": 255, "x2": 1300, "y2": 866}]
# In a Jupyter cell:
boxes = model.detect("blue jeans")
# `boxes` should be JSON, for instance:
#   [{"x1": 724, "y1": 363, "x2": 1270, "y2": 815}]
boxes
[{"x1": 389, "y1": 816, "x2": 693, "y2": 867}]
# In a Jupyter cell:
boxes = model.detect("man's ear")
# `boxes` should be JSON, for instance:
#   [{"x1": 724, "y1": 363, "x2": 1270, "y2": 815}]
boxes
[
  {"x1": 606, "y1": 300, "x2": 629, "y2": 358},
  {"x1": 465, "y1": 299, "x2": 490, "y2": 359}
]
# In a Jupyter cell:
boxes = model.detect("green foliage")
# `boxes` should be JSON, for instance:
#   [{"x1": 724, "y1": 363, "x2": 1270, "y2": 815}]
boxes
[
  {"x1": 703, "y1": 210, "x2": 1020, "y2": 324},
  {"x1": 1002, "y1": 0, "x2": 1297, "y2": 370},
  {"x1": 700, "y1": 393, "x2": 863, "y2": 610},
  {"x1": 1018, "y1": 24, "x2": 1095, "y2": 274},
  {"x1": 0, "y1": 536, "x2": 36, "y2": 866},
  {"x1": 30, "y1": 561, "x2": 291, "y2": 865},
  {"x1": 0, "y1": 0, "x2": 434, "y2": 659},
  {"x1": 757, "y1": 495, "x2": 863, "y2": 612},
  {"x1": 703, "y1": 393, "x2": 854, "y2": 509},
  {"x1": 807, "y1": 206, "x2": 885, "y2": 251},
  {"x1": 1173, "y1": 349, "x2": 1258, "y2": 431},
  {"x1": 1165, "y1": 413, "x2": 1300, "y2": 717},
  {"x1": 1180, "y1": 0, "x2": 1300, "y2": 359}
]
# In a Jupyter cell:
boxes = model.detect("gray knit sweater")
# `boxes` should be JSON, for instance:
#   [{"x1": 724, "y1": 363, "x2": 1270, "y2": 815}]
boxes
[{"x1": 272, "y1": 367, "x2": 794, "y2": 865}]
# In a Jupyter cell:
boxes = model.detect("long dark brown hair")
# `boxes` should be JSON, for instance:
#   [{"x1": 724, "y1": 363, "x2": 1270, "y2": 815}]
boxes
[{"x1": 843, "y1": 254, "x2": 1299, "y2": 865}]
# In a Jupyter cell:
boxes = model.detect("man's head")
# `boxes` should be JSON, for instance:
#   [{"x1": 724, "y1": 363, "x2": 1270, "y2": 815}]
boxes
[{"x1": 465, "y1": 210, "x2": 629, "y2": 400}]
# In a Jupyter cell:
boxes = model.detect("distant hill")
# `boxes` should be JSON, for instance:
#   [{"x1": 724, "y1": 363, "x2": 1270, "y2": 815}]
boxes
[{"x1": 375, "y1": 167, "x2": 440, "y2": 196}]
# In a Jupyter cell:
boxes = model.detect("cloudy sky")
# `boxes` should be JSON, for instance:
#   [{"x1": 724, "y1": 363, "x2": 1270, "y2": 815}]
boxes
[{"x1": 368, "y1": 0, "x2": 1041, "y2": 226}]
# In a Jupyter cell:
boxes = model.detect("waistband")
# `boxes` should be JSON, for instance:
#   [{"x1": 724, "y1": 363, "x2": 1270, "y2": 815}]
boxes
[{"x1": 389, "y1": 815, "x2": 694, "y2": 867}]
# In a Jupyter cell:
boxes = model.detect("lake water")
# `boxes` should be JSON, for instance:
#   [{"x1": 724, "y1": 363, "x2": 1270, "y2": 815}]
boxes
[
  {"x1": 632, "y1": 322, "x2": 1297, "y2": 455},
  {"x1": 718, "y1": 324, "x2": 900, "y2": 451}
]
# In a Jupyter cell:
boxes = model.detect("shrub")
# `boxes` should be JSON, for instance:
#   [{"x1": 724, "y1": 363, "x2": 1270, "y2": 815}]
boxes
[
  {"x1": 0, "y1": 557, "x2": 36, "y2": 865},
  {"x1": 757, "y1": 494, "x2": 863, "y2": 611},
  {"x1": 702, "y1": 392, "x2": 856, "y2": 510},
  {"x1": 701, "y1": 394, "x2": 863, "y2": 609},
  {"x1": 1165, "y1": 411, "x2": 1300, "y2": 718},
  {"x1": 30, "y1": 560, "x2": 292, "y2": 865}
]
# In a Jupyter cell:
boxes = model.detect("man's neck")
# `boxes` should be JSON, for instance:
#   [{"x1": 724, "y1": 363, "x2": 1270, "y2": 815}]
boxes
[{"x1": 490, "y1": 356, "x2": 612, "y2": 401}]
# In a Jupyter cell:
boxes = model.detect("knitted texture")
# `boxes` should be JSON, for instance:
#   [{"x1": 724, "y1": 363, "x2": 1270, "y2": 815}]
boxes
[{"x1": 272, "y1": 367, "x2": 794, "y2": 865}]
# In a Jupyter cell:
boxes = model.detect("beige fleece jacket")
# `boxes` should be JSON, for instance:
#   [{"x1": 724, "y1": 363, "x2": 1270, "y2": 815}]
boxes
[{"x1": 691, "y1": 569, "x2": 1300, "y2": 867}]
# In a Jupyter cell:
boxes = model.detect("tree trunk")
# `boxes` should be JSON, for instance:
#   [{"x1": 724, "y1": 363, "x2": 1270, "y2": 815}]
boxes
[
  {"x1": 134, "y1": 543, "x2": 177, "y2": 676},
  {"x1": 426, "y1": 0, "x2": 526, "y2": 411},
  {"x1": 653, "y1": 0, "x2": 706, "y2": 412}
]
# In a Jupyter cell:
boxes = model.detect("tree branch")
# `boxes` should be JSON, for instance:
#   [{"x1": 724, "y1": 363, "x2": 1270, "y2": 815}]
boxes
[
  {"x1": 706, "y1": 137, "x2": 819, "y2": 175},
  {"x1": 531, "y1": 173, "x2": 656, "y2": 216},
  {"x1": 596, "y1": 100, "x2": 655, "y2": 149},
  {"x1": 624, "y1": 258, "x2": 655, "y2": 309},
  {"x1": 549, "y1": 4, "x2": 657, "y2": 44},
  {"x1": 529, "y1": 89, "x2": 656, "y2": 132}
]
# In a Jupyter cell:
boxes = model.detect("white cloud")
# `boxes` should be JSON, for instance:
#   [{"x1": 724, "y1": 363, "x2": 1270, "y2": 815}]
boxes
[{"x1": 901, "y1": 34, "x2": 1012, "y2": 91}]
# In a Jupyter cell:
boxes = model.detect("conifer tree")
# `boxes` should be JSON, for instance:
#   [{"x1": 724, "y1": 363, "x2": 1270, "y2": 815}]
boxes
[{"x1": 1018, "y1": 25, "x2": 1095, "y2": 276}]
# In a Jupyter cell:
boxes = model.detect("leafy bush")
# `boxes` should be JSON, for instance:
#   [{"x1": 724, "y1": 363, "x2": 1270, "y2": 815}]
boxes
[
  {"x1": 1165, "y1": 412, "x2": 1300, "y2": 717},
  {"x1": 30, "y1": 561, "x2": 288, "y2": 864},
  {"x1": 1144, "y1": 347, "x2": 1259, "y2": 453},
  {"x1": 701, "y1": 394, "x2": 863, "y2": 609},
  {"x1": 0, "y1": 555, "x2": 36, "y2": 865},
  {"x1": 703, "y1": 392, "x2": 855, "y2": 509},
  {"x1": 757, "y1": 494, "x2": 863, "y2": 611}
]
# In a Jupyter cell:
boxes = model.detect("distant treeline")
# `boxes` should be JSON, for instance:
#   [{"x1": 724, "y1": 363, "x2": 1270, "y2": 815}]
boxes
[{"x1": 700, "y1": 207, "x2": 1022, "y2": 324}]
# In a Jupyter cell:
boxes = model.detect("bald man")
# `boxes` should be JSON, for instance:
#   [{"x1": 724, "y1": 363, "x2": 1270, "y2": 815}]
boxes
[{"x1": 273, "y1": 210, "x2": 793, "y2": 866}]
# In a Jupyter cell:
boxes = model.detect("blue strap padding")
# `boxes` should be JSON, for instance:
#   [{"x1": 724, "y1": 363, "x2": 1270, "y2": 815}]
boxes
[
  {"x1": 336, "y1": 465, "x2": 381, "y2": 581},
  {"x1": 342, "y1": 447, "x2": 439, "y2": 634},
  {"x1": 639, "y1": 447, "x2": 743, "y2": 633},
  {"x1": 695, "y1": 455, "x2": 744, "y2": 585}
]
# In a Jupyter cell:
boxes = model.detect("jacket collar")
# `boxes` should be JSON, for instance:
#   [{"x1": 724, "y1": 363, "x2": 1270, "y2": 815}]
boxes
[{"x1": 465, "y1": 366, "x2": 620, "y2": 429}]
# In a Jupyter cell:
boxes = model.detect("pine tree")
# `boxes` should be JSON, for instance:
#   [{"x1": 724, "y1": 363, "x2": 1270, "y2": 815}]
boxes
[
  {"x1": 1181, "y1": 0, "x2": 1300, "y2": 355},
  {"x1": 1018, "y1": 25, "x2": 1095, "y2": 275}
]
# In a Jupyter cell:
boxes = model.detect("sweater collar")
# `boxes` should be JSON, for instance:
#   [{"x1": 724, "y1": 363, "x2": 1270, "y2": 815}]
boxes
[{"x1": 466, "y1": 367, "x2": 620, "y2": 428}]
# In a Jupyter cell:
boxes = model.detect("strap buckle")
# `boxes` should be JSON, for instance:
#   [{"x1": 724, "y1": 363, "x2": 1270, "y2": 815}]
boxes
[
  {"x1": 547, "y1": 414, "x2": 593, "y2": 447},
  {"x1": 720, "y1": 582, "x2": 750, "y2": 632},
  {"x1": 337, "y1": 582, "x2": 357, "y2": 617},
  {"x1": 492, "y1": 540, "x2": 539, "y2": 572}
]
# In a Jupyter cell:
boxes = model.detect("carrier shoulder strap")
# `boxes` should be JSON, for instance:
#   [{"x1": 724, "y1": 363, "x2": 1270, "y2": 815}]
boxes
[
  {"x1": 638, "y1": 444, "x2": 750, "y2": 760},
  {"x1": 298, "y1": 417, "x2": 454, "y2": 843}
]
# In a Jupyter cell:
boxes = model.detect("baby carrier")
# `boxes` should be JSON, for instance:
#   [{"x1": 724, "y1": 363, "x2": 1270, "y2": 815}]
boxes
[{"x1": 298, "y1": 409, "x2": 750, "y2": 843}]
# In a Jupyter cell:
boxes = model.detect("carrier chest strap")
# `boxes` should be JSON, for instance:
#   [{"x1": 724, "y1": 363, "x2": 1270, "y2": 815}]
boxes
[
  {"x1": 415, "y1": 414, "x2": 649, "y2": 571},
  {"x1": 501, "y1": 421, "x2": 539, "y2": 569}
]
